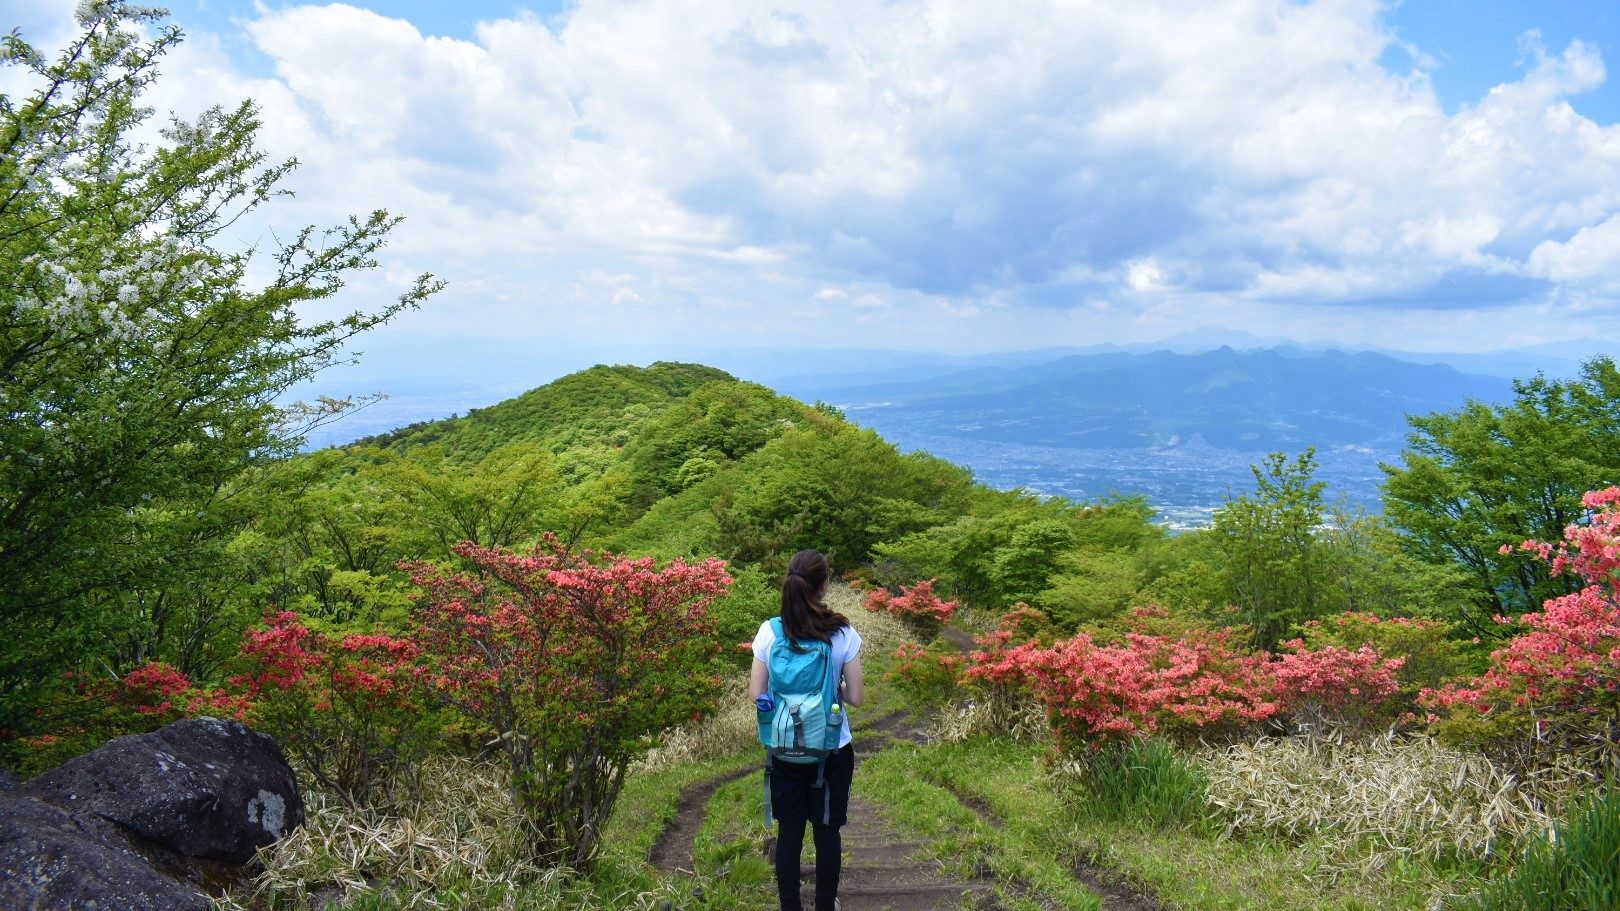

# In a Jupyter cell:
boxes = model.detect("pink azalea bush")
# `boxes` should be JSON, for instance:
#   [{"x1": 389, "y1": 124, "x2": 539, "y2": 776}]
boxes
[
  {"x1": 865, "y1": 578, "x2": 958, "y2": 640},
  {"x1": 1421, "y1": 488, "x2": 1620, "y2": 770},
  {"x1": 1271, "y1": 639, "x2": 1404, "y2": 730},
  {"x1": 1296, "y1": 611, "x2": 1479, "y2": 710},
  {"x1": 233, "y1": 611, "x2": 435, "y2": 807},
  {"x1": 11, "y1": 662, "x2": 247, "y2": 775},
  {"x1": 968, "y1": 604, "x2": 1412, "y2": 752},
  {"x1": 404, "y1": 536, "x2": 731, "y2": 868},
  {"x1": 969, "y1": 623, "x2": 1280, "y2": 749}
]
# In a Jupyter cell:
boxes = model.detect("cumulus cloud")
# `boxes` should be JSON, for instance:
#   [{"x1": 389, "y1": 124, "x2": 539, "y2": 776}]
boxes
[{"x1": 14, "y1": 0, "x2": 1620, "y2": 351}]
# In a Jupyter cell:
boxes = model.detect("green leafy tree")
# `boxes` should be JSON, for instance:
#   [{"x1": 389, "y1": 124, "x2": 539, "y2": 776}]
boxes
[
  {"x1": 1210, "y1": 449, "x2": 1330, "y2": 648},
  {"x1": 1381, "y1": 358, "x2": 1620, "y2": 628},
  {"x1": 990, "y1": 519, "x2": 1077, "y2": 605},
  {"x1": 393, "y1": 442, "x2": 564, "y2": 553},
  {"x1": 0, "y1": 5, "x2": 438, "y2": 730},
  {"x1": 1313, "y1": 506, "x2": 1472, "y2": 622},
  {"x1": 709, "y1": 416, "x2": 974, "y2": 567},
  {"x1": 623, "y1": 380, "x2": 798, "y2": 498},
  {"x1": 873, "y1": 495, "x2": 1161, "y2": 609},
  {"x1": 1036, "y1": 549, "x2": 1146, "y2": 629}
]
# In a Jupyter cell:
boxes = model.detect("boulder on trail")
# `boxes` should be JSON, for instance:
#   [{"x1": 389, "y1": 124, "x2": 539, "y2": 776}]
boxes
[
  {"x1": 0, "y1": 792, "x2": 211, "y2": 911},
  {"x1": 20, "y1": 716, "x2": 304, "y2": 863}
]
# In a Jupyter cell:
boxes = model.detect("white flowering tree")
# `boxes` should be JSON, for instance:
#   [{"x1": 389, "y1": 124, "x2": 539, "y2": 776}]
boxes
[{"x1": 0, "y1": 2, "x2": 440, "y2": 732}]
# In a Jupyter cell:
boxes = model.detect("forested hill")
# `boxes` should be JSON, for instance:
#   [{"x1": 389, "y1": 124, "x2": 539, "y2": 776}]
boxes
[
  {"x1": 312, "y1": 361, "x2": 989, "y2": 574},
  {"x1": 351, "y1": 362, "x2": 741, "y2": 455},
  {"x1": 330, "y1": 347, "x2": 1517, "y2": 522}
]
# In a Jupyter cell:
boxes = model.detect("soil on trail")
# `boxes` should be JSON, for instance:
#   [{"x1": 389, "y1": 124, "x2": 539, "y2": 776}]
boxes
[
  {"x1": 939, "y1": 627, "x2": 978, "y2": 654},
  {"x1": 647, "y1": 765, "x2": 756, "y2": 874},
  {"x1": 801, "y1": 791, "x2": 1002, "y2": 911}
]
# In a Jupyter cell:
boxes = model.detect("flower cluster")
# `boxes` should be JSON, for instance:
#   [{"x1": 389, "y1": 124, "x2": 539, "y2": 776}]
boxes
[
  {"x1": 119, "y1": 662, "x2": 249, "y2": 719},
  {"x1": 1271, "y1": 640, "x2": 1404, "y2": 728},
  {"x1": 234, "y1": 612, "x2": 421, "y2": 702},
  {"x1": 864, "y1": 578, "x2": 958, "y2": 640},
  {"x1": 970, "y1": 627, "x2": 1280, "y2": 749}
]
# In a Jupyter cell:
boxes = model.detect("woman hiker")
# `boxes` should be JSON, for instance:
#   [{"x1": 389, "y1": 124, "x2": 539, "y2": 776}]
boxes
[{"x1": 749, "y1": 549, "x2": 865, "y2": 911}]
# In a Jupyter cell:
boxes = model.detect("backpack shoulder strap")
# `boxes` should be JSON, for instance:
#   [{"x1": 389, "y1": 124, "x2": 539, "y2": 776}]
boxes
[{"x1": 823, "y1": 627, "x2": 845, "y2": 708}]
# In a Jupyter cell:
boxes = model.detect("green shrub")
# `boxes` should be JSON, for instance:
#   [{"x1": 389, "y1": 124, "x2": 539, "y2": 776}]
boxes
[
  {"x1": 1463, "y1": 785, "x2": 1620, "y2": 911},
  {"x1": 709, "y1": 566, "x2": 779, "y2": 668},
  {"x1": 888, "y1": 640, "x2": 968, "y2": 708}
]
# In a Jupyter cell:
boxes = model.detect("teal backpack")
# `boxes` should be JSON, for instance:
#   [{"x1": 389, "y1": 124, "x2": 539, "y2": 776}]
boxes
[{"x1": 758, "y1": 617, "x2": 844, "y2": 826}]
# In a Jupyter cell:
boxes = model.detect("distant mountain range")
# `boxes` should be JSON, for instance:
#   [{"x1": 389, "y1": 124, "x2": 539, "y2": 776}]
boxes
[
  {"x1": 783, "y1": 346, "x2": 1512, "y2": 452},
  {"x1": 296, "y1": 334, "x2": 1610, "y2": 523},
  {"x1": 763, "y1": 346, "x2": 1517, "y2": 523}
]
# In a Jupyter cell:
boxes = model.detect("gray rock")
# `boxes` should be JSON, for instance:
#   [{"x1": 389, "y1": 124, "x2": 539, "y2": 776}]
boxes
[
  {"x1": 0, "y1": 766, "x2": 17, "y2": 792},
  {"x1": 0, "y1": 793, "x2": 210, "y2": 911},
  {"x1": 21, "y1": 717, "x2": 304, "y2": 863}
]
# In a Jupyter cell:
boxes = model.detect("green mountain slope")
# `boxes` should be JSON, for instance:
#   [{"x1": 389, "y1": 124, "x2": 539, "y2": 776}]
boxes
[{"x1": 324, "y1": 361, "x2": 985, "y2": 569}]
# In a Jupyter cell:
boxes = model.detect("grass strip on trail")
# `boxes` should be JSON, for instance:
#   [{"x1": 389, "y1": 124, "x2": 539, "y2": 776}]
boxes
[{"x1": 859, "y1": 740, "x2": 1105, "y2": 911}]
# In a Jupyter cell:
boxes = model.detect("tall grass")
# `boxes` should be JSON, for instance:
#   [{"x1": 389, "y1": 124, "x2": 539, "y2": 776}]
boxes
[
  {"x1": 1462, "y1": 785, "x2": 1620, "y2": 911},
  {"x1": 1059, "y1": 737, "x2": 1214, "y2": 831}
]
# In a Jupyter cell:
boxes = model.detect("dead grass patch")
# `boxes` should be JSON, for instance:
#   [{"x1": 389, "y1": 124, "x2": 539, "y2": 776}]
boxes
[{"x1": 1198, "y1": 731, "x2": 1589, "y2": 871}]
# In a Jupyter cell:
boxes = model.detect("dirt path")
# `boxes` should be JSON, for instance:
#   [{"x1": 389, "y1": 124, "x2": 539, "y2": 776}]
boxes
[
  {"x1": 807, "y1": 791, "x2": 1002, "y2": 911},
  {"x1": 647, "y1": 764, "x2": 757, "y2": 874}
]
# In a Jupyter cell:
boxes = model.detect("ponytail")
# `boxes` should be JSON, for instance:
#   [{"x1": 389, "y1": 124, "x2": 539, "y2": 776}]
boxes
[{"x1": 781, "y1": 549, "x2": 849, "y2": 647}]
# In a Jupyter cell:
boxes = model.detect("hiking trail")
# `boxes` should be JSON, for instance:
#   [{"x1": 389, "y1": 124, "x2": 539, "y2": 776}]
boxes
[{"x1": 649, "y1": 707, "x2": 1166, "y2": 910}]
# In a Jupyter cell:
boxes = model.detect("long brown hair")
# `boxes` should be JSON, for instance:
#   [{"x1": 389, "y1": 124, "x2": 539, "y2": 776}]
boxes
[{"x1": 781, "y1": 549, "x2": 849, "y2": 646}]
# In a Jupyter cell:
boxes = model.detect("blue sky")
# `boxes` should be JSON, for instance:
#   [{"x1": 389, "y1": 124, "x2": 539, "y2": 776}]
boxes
[{"x1": 10, "y1": 0, "x2": 1620, "y2": 367}]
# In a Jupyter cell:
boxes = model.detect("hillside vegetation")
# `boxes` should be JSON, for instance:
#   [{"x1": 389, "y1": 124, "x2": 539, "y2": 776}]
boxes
[{"x1": 8, "y1": 351, "x2": 1619, "y2": 909}]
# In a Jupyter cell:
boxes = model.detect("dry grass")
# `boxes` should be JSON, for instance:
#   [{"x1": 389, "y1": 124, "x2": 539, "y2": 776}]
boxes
[
  {"x1": 1198, "y1": 731, "x2": 1590, "y2": 872},
  {"x1": 217, "y1": 756, "x2": 635, "y2": 910},
  {"x1": 635, "y1": 676, "x2": 757, "y2": 771},
  {"x1": 827, "y1": 582, "x2": 911, "y2": 656},
  {"x1": 937, "y1": 692, "x2": 1050, "y2": 744}
]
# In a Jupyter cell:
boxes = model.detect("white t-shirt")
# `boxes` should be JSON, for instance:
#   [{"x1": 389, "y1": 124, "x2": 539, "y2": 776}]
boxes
[{"x1": 752, "y1": 620, "x2": 863, "y2": 748}]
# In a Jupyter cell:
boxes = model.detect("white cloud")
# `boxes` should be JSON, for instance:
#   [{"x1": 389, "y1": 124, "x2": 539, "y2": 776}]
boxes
[
  {"x1": 1529, "y1": 214, "x2": 1620, "y2": 283},
  {"x1": 14, "y1": 0, "x2": 1620, "y2": 352},
  {"x1": 1126, "y1": 259, "x2": 1171, "y2": 293}
]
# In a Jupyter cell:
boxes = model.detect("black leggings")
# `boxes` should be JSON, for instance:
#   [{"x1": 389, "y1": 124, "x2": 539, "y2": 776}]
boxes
[
  {"x1": 775, "y1": 817, "x2": 841, "y2": 911},
  {"x1": 770, "y1": 743, "x2": 854, "y2": 911}
]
